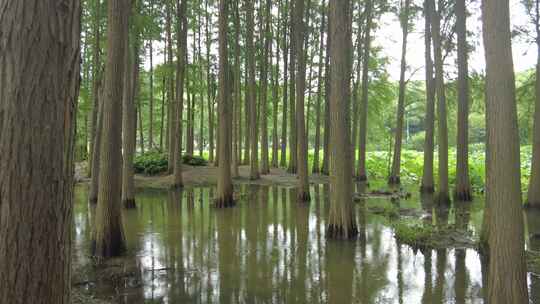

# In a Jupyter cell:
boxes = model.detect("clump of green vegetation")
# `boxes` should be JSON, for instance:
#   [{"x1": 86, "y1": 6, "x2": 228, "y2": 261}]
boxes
[
  {"x1": 392, "y1": 222, "x2": 436, "y2": 250},
  {"x1": 368, "y1": 204, "x2": 400, "y2": 220},
  {"x1": 134, "y1": 152, "x2": 208, "y2": 175}
]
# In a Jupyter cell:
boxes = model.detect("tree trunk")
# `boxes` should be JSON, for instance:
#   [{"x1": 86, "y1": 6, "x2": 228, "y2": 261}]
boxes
[
  {"x1": 232, "y1": 0, "x2": 241, "y2": 178},
  {"x1": 173, "y1": 0, "x2": 187, "y2": 189},
  {"x1": 260, "y1": 0, "x2": 272, "y2": 174},
  {"x1": 93, "y1": 0, "x2": 128, "y2": 258},
  {"x1": 288, "y1": 2, "x2": 298, "y2": 174},
  {"x1": 166, "y1": 0, "x2": 176, "y2": 173},
  {"x1": 149, "y1": 39, "x2": 155, "y2": 150},
  {"x1": 89, "y1": 0, "x2": 102, "y2": 177},
  {"x1": 121, "y1": 11, "x2": 138, "y2": 209},
  {"x1": 248, "y1": 0, "x2": 260, "y2": 180},
  {"x1": 528, "y1": 0, "x2": 540, "y2": 207},
  {"x1": 280, "y1": 0, "x2": 290, "y2": 167},
  {"x1": 421, "y1": 0, "x2": 436, "y2": 193},
  {"x1": 89, "y1": 89, "x2": 104, "y2": 205},
  {"x1": 482, "y1": 0, "x2": 529, "y2": 302},
  {"x1": 455, "y1": 0, "x2": 472, "y2": 200},
  {"x1": 313, "y1": 0, "x2": 326, "y2": 174},
  {"x1": 0, "y1": 1, "x2": 79, "y2": 302},
  {"x1": 295, "y1": 0, "x2": 310, "y2": 201},
  {"x1": 271, "y1": 5, "x2": 281, "y2": 168},
  {"x1": 206, "y1": 0, "x2": 215, "y2": 163},
  {"x1": 321, "y1": 11, "x2": 331, "y2": 176},
  {"x1": 389, "y1": 0, "x2": 410, "y2": 185},
  {"x1": 431, "y1": 0, "x2": 450, "y2": 205},
  {"x1": 351, "y1": 3, "x2": 363, "y2": 177},
  {"x1": 215, "y1": 0, "x2": 235, "y2": 208},
  {"x1": 326, "y1": 0, "x2": 358, "y2": 239},
  {"x1": 357, "y1": 0, "x2": 372, "y2": 181},
  {"x1": 197, "y1": 10, "x2": 205, "y2": 158}
]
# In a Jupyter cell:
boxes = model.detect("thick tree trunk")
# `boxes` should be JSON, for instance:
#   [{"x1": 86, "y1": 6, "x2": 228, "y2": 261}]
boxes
[
  {"x1": 327, "y1": 0, "x2": 358, "y2": 239},
  {"x1": 215, "y1": 0, "x2": 235, "y2": 208},
  {"x1": 121, "y1": 16, "x2": 138, "y2": 209},
  {"x1": 247, "y1": 0, "x2": 260, "y2": 180},
  {"x1": 280, "y1": 0, "x2": 290, "y2": 167},
  {"x1": 173, "y1": 0, "x2": 187, "y2": 189},
  {"x1": 313, "y1": 0, "x2": 326, "y2": 174},
  {"x1": 528, "y1": 0, "x2": 540, "y2": 207},
  {"x1": 0, "y1": 1, "x2": 80, "y2": 302},
  {"x1": 288, "y1": 3, "x2": 298, "y2": 174},
  {"x1": 260, "y1": 0, "x2": 272, "y2": 174},
  {"x1": 93, "y1": 0, "x2": 128, "y2": 258},
  {"x1": 431, "y1": 0, "x2": 450, "y2": 205},
  {"x1": 295, "y1": 0, "x2": 311, "y2": 201},
  {"x1": 389, "y1": 0, "x2": 410, "y2": 185},
  {"x1": 89, "y1": 90, "x2": 104, "y2": 205},
  {"x1": 421, "y1": 0, "x2": 436, "y2": 193},
  {"x1": 357, "y1": 0, "x2": 372, "y2": 181},
  {"x1": 272, "y1": 7, "x2": 281, "y2": 168},
  {"x1": 482, "y1": 0, "x2": 529, "y2": 302},
  {"x1": 455, "y1": 0, "x2": 472, "y2": 200}
]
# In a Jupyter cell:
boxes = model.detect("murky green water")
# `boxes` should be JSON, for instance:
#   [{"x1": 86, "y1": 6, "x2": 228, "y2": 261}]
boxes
[{"x1": 73, "y1": 184, "x2": 540, "y2": 303}]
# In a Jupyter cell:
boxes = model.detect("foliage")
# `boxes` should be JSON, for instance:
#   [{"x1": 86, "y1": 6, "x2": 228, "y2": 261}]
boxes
[
  {"x1": 392, "y1": 222, "x2": 436, "y2": 250},
  {"x1": 134, "y1": 151, "x2": 208, "y2": 175}
]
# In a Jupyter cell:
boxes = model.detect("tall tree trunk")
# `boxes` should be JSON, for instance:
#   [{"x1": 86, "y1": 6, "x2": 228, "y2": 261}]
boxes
[
  {"x1": 215, "y1": 0, "x2": 235, "y2": 208},
  {"x1": 0, "y1": 1, "x2": 79, "y2": 302},
  {"x1": 138, "y1": 94, "x2": 145, "y2": 153},
  {"x1": 280, "y1": 0, "x2": 290, "y2": 167},
  {"x1": 206, "y1": 0, "x2": 215, "y2": 163},
  {"x1": 431, "y1": 0, "x2": 450, "y2": 204},
  {"x1": 121, "y1": 10, "x2": 138, "y2": 209},
  {"x1": 271, "y1": 5, "x2": 281, "y2": 168},
  {"x1": 232, "y1": 0, "x2": 241, "y2": 177},
  {"x1": 321, "y1": 7, "x2": 331, "y2": 176},
  {"x1": 326, "y1": 0, "x2": 357, "y2": 239},
  {"x1": 173, "y1": 0, "x2": 187, "y2": 188},
  {"x1": 260, "y1": 0, "x2": 272, "y2": 174},
  {"x1": 198, "y1": 9, "x2": 205, "y2": 158},
  {"x1": 160, "y1": 75, "x2": 165, "y2": 151},
  {"x1": 313, "y1": 0, "x2": 326, "y2": 173},
  {"x1": 389, "y1": 0, "x2": 410, "y2": 185},
  {"x1": 455, "y1": 0, "x2": 472, "y2": 200},
  {"x1": 89, "y1": 90, "x2": 104, "y2": 205},
  {"x1": 351, "y1": 3, "x2": 363, "y2": 177},
  {"x1": 93, "y1": 0, "x2": 129, "y2": 258},
  {"x1": 149, "y1": 38, "x2": 154, "y2": 150},
  {"x1": 89, "y1": 0, "x2": 102, "y2": 177},
  {"x1": 248, "y1": 0, "x2": 260, "y2": 180},
  {"x1": 288, "y1": 2, "x2": 298, "y2": 174},
  {"x1": 482, "y1": 0, "x2": 529, "y2": 302},
  {"x1": 528, "y1": 0, "x2": 540, "y2": 207},
  {"x1": 421, "y1": 0, "x2": 436, "y2": 193},
  {"x1": 166, "y1": 1, "x2": 176, "y2": 173},
  {"x1": 357, "y1": 0, "x2": 372, "y2": 181},
  {"x1": 294, "y1": 0, "x2": 310, "y2": 200},
  {"x1": 243, "y1": 51, "x2": 251, "y2": 165}
]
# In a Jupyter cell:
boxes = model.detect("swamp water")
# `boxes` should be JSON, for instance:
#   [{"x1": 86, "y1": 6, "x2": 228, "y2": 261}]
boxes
[{"x1": 73, "y1": 184, "x2": 540, "y2": 303}]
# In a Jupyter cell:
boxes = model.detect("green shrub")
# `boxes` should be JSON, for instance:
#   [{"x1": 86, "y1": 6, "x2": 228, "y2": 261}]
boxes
[
  {"x1": 393, "y1": 222, "x2": 436, "y2": 249},
  {"x1": 134, "y1": 152, "x2": 208, "y2": 176},
  {"x1": 182, "y1": 154, "x2": 208, "y2": 166}
]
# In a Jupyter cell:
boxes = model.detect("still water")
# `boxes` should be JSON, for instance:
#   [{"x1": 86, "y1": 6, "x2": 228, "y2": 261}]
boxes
[{"x1": 73, "y1": 184, "x2": 540, "y2": 304}]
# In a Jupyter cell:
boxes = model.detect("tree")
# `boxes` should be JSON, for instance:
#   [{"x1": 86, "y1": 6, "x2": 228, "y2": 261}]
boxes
[
  {"x1": 327, "y1": 0, "x2": 358, "y2": 239},
  {"x1": 357, "y1": 0, "x2": 373, "y2": 181},
  {"x1": 527, "y1": 0, "x2": 540, "y2": 206},
  {"x1": 288, "y1": 1, "x2": 298, "y2": 174},
  {"x1": 455, "y1": 0, "x2": 472, "y2": 200},
  {"x1": 389, "y1": 0, "x2": 411, "y2": 185},
  {"x1": 280, "y1": 0, "x2": 290, "y2": 167},
  {"x1": 166, "y1": 0, "x2": 176, "y2": 173},
  {"x1": 313, "y1": 0, "x2": 327, "y2": 173},
  {"x1": 482, "y1": 0, "x2": 529, "y2": 301},
  {"x1": 260, "y1": 0, "x2": 272, "y2": 174},
  {"x1": 215, "y1": 0, "x2": 235, "y2": 208},
  {"x1": 431, "y1": 0, "x2": 450, "y2": 204},
  {"x1": 92, "y1": 0, "x2": 129, "y2": 257},
  {"x1": 89, "y1": 89, "x2": 104, "y2": 205},
  {"x1": 247, "y1": 0, "x2": 260, "y2": 180},
  {"x1": 89, "y1": 0, "x2": 102, "y2": 177},
  {"x1": 0, "y1": 0, "x2": 80, "y2": 302},
  {"x1": 295, "y1": 0, "x2": 311, "y2": 201},
  {"x1": 421, "y1": 0, "x2": 436, "y2": 193}
]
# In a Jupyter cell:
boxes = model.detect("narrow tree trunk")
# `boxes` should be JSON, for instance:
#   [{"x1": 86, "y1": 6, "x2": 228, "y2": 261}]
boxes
[
  {"x1": 421, "y1": 0, "x2": 436, "y2": 193},
  {"x1": 455, "y1": 0, "x2": 472, "y2": 200},
  {"x1": 295, "y1": 0, "x2": 310, "y2": 201},
  {"x1": 149, "y1": 38, "x2": 155, "y2": 150},
  {"x1": 206, "y1": 0, "x2": 215, "y2": 163},
  {"x1": 138, "y1": 94, "x2": 145, "y2": 153},
  {"x1": 482, "y1": 0, "x2": 529, "y2": 302},
  {"x1": 232, "y1": 0, "x2": 241, "y2": 178},
  {"x1": 89, "y1": 90, "x2": 104, "y2": 205},
  {"x1": 93, "y1": 0, "x2": 129, "y2": 258},
  {"x1": 166, "y1": 1, "x2": 176, "y2": 172},
  {"x1": 248, "y1": 0, "x2": 260, "y2": 180},
  {"x1": 357, "y1": 0, "x2": 372, "y2": 181},
  {"x1": 389, "y1": 0, "x2": 410, "y2": 185},
  {"x1": 288, "y1": 3, "x2": 298, "y2": 174},
  {"x1": 172, "y1": 0, "x2": 187, "y2": 189},
  {"x1": 0, "y1": 1, "x2": 79, "y2": 301},
  {"x1": 89, "y1": 0, "x2": 102, "y2": 177},
  {"x1": 160, "y1": 75, "x2": 165, "y2": 151},
  {"x1": 280, "y1": 0, "x2": 290, "y2": 167},
  {"x1": 351, "y1": 4, "x2": 363, "y2": 177},
  {"x1": 528, "y1": 0, "x2": 540, "y2": 207},
  {"x1": 327, "y1": 0, "x2": 358, "y2": 239},
  {"x1": 260, "y1": 0, "x2": 272, "y2": 174},
  {"x1": 197, "y1": 10, "x2": 205, "y2": 158},
  {"x1": 215, "y1": 0, "x2": 235, "y2": 208},
  {"x1": 271, "y1": 6, "x2": 281, "y2": 168},
  {"x1": 431, "y1": 0, "x2": 450, "y2": 205},
  {"x1": 313, "y1": 0, "x2": 326, "y2": 174},
  {"x1": 244, "y1": 51, "x2": 251, "y2": 165},
  {"x1": 321, "y1": 8, "x2": 331, "y2": 176}
]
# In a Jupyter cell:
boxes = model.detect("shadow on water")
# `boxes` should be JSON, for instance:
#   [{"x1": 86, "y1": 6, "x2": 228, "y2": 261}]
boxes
[{"x1": 72, "y1": 184, "x2": 539, "y2": 303}]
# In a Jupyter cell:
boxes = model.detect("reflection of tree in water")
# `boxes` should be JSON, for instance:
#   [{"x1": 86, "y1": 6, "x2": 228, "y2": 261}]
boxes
[
  {"x1": 216, "y1": 190, "x2": 238, "y2": 304},
  {"x1": 454, "y1": 201, "x2": 471, "y2": 304},
  {"x1": 527, "y1": 209, "x2": 540, "y2": 301}
]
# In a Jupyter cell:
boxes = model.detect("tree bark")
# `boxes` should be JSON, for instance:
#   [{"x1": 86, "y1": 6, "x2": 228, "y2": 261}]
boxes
[
  {"x1": 93, "y1": 0, "x2": 128, "y2": 258},
  {"x1": 89, "y1": 89, "x2": 104, "y2": 205},
  {"x1": 431, "y1": 0, "x2": 450, "y2": 204},
  {"x1": 389, "y1": 0, "x2": 410, "y2": 185},
  {"x1": 482, "y1": 0, "x2": 529, "y2": 302},
  {"x1": 0, "y1": 1, "x2": 80, "y2": 302},
  {"x1": 455, "y1": 0, "x2": 472, "y2": 200},
  {"x1": 528, "y1": 0, "x2": 540, "y2": 207},
  {"x1": 288, "y1": 2, "x2": 298, "y2": 174},
  {"x1": 271, "y1": 4, "x2": 281, "y2": 168},
  {"x1": 215, "y1": 0, "x2": 235, "y2": 208},
  {"x1": 166, "y1": 0, "x2": 176, "y2": 173},
  {"x1": 260, "y1": 0, "x2": 272, "y2": 174},
  {"x1": 421, "y1": 0, "x2": 436, "y2": 193},
  {"x1": 313, "y1": 0, "x2": 326, "y2": 174},
  {"x1": 89, "y1": 0, "x2": 102, "y2": 177},
  {"x1": 327, "y1": 0, "x2": 358, "y2": 239},
  {"x1": 149, "y1": 38, "x2": 155, "y2": 150},
  {"x1": 247, "y1": 0, "x2": 260, "y2": 180},
  {"x1": 280, "y1": 0, "x2": 290, "y2": 167},
  {"x1": 232, "y1": 0, "x2": 241, "y2": 178},
  {"x1": 321, "y1": 10, "x2": 331, "y2": 176},
  {"x1": 173, "y1": 0, "x2": 187, "y2": 189}
]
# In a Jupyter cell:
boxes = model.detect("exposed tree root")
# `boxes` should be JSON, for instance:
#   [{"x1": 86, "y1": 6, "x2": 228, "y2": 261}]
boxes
[
  {"x1": 436, "y1": 192, "x2": 451, "y2": 205},
  {"x1": 326, "y1": 224, "x2": 358, "y2": 240}
]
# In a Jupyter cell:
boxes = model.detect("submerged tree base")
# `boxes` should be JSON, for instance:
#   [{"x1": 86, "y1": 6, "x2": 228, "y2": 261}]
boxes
[
  {"x1": 454, "y1": 188, "x2": 473, "y2": 202},
  {"x1": 91, "y1": 235, "x2": 126, "y2": 259},
  {"x1": 297, "y1": 191, "x2": 311, "y2": 202},
  {"x1": 419, "y1": 185, "x2": 435, "y2": 194},
  {"x1": 214, "y1": 196, "x2": 236, "y2": 208},
  {"x1": 122, "y1": 199, "x2": 137, "y2": 209},
  {"x1": 388, "y1": 176, "x2": 401, "y2": 185},
  {"x1": 326, "y1": 224, "x2": 358, "y2": 240},
  {"x1": 436, "y1": 192, "x2": 451, "y2": 205},
  {"x1": 89, "y1": 197, "x2": 98, "y2": 205}
]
